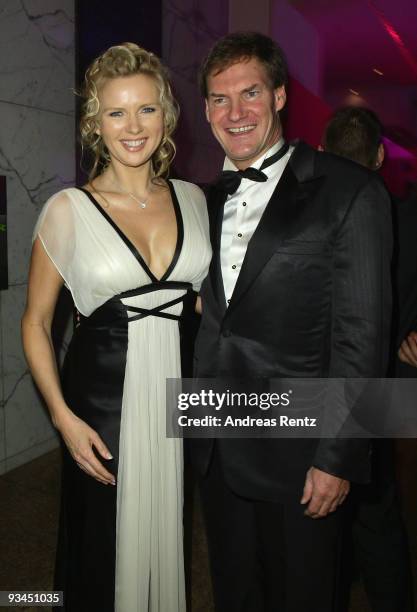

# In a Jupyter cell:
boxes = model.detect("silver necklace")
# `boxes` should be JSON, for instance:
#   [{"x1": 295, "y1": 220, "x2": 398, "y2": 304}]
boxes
[{"x1": 111, "y1": 179, "x2": 150, "y2": 209}]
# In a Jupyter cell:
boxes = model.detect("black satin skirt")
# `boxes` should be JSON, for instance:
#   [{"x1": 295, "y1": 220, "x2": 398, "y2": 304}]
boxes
[{"x1": 54, "y1": 297, "x2": 128, "y2": 612}]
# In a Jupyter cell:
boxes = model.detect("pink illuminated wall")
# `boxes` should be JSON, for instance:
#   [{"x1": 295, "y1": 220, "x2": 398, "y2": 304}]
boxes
[
  {"x1": 382, "y1": 138, "x2": 417, "y2": 198},
  {"x1": 284, "y1": 77, "x2": 332, "y2": 148},
  {"x1": 270, "y1": 0, "x2": 323, "y2": 97}
]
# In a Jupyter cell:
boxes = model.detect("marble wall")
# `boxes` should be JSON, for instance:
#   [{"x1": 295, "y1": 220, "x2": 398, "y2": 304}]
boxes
[
  {"x1": 162, "y1": 0, "x2": 229, "y2": 184},
  {"x1": 162, "y1": 0, "x2": 274, "y2": 184},
  {"x1": 0, "y1": 0, "x2": 75, "y2": 474},
  {"x1": 229, "y1": 0, "x2": 270, "y2": 35}
]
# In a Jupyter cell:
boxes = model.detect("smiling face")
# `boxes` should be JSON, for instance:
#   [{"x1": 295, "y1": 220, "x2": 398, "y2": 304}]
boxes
[
  {"x1": 205, "y1": 58, "x2": 286, "y2": 169},
  {"x1": 96, "y1": 73, "x2": 164, "y2": 171}
]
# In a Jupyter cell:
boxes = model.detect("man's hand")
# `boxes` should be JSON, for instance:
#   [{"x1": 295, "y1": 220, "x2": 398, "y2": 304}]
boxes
[
  {"x1": 300, "y1": 467, "x2": 350, "y2": 518},
  {"x1": 398, "y1": 331, "x2": 417, "y2": 368}
]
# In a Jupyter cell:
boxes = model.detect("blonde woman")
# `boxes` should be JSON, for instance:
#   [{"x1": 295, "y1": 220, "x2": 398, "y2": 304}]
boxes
[{"x1": 22, "y1": 43, "x2": 211, "y2": 612}]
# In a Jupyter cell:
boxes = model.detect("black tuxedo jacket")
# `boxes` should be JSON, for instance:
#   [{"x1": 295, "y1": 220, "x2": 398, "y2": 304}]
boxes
[{"x1": 191, "y1": 141, "x2": 392, "y2": 502}]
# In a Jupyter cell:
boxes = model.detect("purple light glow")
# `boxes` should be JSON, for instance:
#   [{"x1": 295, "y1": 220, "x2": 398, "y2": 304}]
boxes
[
  {"x1": 368, "y1": 0, "x2": 417, "y2": 78},
  {"x1": 383, "y1": 137, "x2": 416, "y2": 161}
]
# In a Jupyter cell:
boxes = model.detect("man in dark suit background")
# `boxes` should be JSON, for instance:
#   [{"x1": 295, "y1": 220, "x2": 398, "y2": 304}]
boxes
[
  {"x1": 394, "y1": 179, "x2": 417, "y2": 533},
  {"x1": 191, "y1": 32, "x2": 392, "y2": 611},
  {"x1": 395, "y1": 181, "x2": 417, "y2": 374},
  {"x1": 323, "y1": 105, "x2": 414, "y2": 612}
]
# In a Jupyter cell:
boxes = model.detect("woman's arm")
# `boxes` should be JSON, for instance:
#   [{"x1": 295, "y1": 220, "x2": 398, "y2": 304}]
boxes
[{"x1": 21, "y1": 239, "x2": 115, "y2": 485}]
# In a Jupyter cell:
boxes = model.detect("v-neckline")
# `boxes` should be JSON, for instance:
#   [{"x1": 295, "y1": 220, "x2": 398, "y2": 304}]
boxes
[{"x1": 77, "y1": 180, "x2": 184, "y2": 283}]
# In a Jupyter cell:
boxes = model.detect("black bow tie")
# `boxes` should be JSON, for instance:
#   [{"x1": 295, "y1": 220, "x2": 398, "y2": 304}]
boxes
[{"x1": 216, "y1": 142, "x2": 290, "y2": 195}]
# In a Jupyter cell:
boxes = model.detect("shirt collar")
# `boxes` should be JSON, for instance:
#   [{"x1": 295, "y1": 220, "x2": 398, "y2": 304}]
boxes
[{"x1": 222, "y1": 138, "x2": 285, "y2": 171}]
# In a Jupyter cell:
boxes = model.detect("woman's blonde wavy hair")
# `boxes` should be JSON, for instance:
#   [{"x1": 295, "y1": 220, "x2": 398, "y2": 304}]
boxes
[{"x1": 79, "y1": 42, "x2": 179, "y2": 181}]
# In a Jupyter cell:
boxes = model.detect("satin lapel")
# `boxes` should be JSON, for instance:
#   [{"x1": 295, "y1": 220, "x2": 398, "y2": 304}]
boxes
[
  {"x1": 226, "y1": 144, "x2": 324, "y2": 316},
  {"x1": 207, "y1": 186, "x2": 228, "y2": 312}
]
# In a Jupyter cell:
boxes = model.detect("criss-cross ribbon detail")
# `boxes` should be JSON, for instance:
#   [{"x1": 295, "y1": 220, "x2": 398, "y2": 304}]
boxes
[
  {"x1": 127, "y1": 295, "x2": 187, "y2": 322},
  {"x1": 119, "y1": 281, "x2": 194, "y2": 323}
]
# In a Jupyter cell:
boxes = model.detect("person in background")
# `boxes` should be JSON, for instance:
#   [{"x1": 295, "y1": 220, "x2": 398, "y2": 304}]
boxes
[
  {"x1": 191, "y1": 32, "x2": 392, "y2": 612},
  {"x1": 323, "y1": 105, "x2": 414, "y2": 612},
  {"x1": 394, "y1": 177, "x2": 417, "y2": 529},
  {"x1": 394, "y1": 178, "x2": 417, "y2": 374},
  {"x1": 21, "y1": 43, "x2": 211, "y2": 612}
]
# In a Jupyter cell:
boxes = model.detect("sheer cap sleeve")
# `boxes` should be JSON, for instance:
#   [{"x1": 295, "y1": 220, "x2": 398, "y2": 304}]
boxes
[
  {"x1": 188, "y1": 182, "x2": 211, "y2": 292},
  {"x1": 32, "y1": 191, "x2": 75, "y2": 286},
  {"x1": 33, "y1": 189, "x2": 76, "y2": 297}
]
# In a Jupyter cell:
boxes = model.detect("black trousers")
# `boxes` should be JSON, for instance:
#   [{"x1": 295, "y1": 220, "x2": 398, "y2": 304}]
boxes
[
  {"x1": 351, "y1": 440, "x2": 414, "y2": 612},
  {"x1": 199, "y1": 448, "x2": 346, "y2": 612}
]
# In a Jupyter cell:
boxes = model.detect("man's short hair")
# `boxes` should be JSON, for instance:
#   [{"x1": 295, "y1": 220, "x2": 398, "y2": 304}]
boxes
[
  {"x1": 199, "y1": 31, "x2": 288, "y2": 98},
  {"x1": 323, "y1": 106, "x2": 383, "y2": 169}
]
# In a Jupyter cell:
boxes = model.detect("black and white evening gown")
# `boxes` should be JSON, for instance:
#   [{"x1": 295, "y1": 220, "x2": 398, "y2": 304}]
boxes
[{"x1": 33, "y1": 180, "x2": 211, "y2": 612}]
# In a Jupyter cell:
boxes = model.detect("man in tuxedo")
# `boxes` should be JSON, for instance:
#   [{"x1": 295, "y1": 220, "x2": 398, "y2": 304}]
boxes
[
  {"x1": 192, "y1": 32, "x2": 392, "y2": 611},
  {"x1": 323, "y1": 106, "x2": 414, "y2": 612}
]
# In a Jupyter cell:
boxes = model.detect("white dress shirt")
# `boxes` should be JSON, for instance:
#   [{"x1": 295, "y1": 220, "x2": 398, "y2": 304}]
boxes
[{"x1": 220, "y1": 139, "x2": 294, "y2": 305}]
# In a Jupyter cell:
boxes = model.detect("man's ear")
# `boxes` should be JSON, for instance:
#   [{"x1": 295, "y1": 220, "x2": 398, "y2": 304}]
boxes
[
  {"x1": 274, "y1": 86, "x2": 286, "y2": 112},
  {"x1": 205, "y1": 98, "x2": 210, "y2": 123},
  {"x1": 375, "y1": 142, "x2": 385, "y2": 169}
]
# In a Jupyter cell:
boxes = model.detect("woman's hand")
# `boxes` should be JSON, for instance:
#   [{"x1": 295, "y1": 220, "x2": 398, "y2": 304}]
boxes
[{"x1": 56, "y1": 411, "x2": 116, "y2": 485}]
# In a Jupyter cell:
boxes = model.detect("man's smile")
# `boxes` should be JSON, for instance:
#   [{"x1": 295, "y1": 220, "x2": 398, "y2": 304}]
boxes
[{"x1": 226, "y1": 125, "x2": 256, "y2": 134}]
